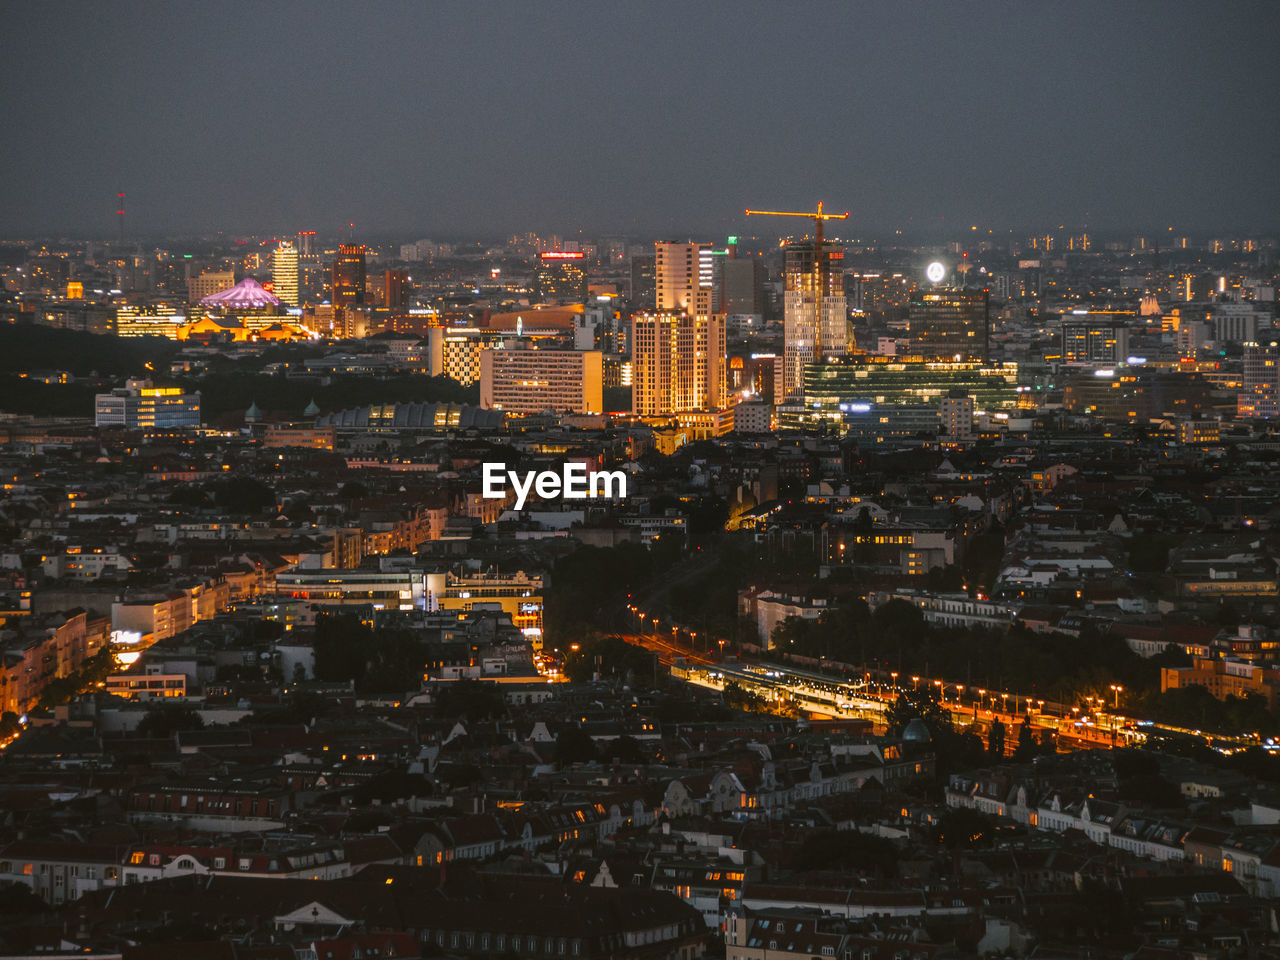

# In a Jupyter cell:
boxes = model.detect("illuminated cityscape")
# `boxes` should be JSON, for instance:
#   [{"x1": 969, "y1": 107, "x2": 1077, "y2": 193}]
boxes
[{"x1": 0, "y1": 2, "x2": 1277, "y2": 958}]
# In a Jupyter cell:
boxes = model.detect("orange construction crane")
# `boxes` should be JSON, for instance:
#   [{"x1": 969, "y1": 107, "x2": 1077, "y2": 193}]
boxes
[{"x1": 743, "y1": 201, "x2": 849, "y2": 248}]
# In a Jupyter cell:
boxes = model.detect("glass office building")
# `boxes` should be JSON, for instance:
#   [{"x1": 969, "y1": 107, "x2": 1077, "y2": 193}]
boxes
[{"x1": 787, "y1": 358, "x2": 1019, "y2": 430}]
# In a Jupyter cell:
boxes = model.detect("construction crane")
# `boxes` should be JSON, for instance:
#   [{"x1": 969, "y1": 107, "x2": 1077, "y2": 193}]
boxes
[
  {"x1": 743, "y1": 201, "x2": 849, "y2": 249},
  {"x1": 745, "y1": 201, "x2": 850, "y2": 304}
]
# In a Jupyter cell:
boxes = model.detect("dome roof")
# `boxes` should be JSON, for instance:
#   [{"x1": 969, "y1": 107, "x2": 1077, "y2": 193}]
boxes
[
  {"x1": 201, "y1": 276, "x2": 282, "y2": 308},
  {"x1": 903, "y1": 718, "x2": 932, "y2": 743},
  {"x1": 303, "y1": 399, "x2": 321, "y2": 417}
]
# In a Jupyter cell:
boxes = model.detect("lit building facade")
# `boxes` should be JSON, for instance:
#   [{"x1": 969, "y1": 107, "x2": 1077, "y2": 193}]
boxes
[
  {"x1": 187, "y1": 270, "x2": 236, "y2": 303},
  {"x1": 631, "y1": 312, "x2": 727, "y2": 416},
  {"x1": 1064, "y1": 368, "x2": 1215, "y2": 421},
  {"x1": 1162, "y1": 658, "x2": 1280, "y2": 711},
  {"x1": 115, "y1": 304, "x2": 186, "y2": 338},
  {"x1": 480, "y1": 347, "x2": 603, "y2": 414},
  {"x1": 331, "y1": 244, "x2": 367, "y2": 305},
  {"x1": 1239, "y1": 334, "x2": 1280, "y2": 419},
  {"x1": 655, "y1": 242, "x2": 717, "y2": 314},
  {"x1": 276, "y1": 569, "x2": 434, "y2": 611},
  {"x1": 939, "y1": 392, "x2": 974, "y2": 442},
  {"x1": 94, "y1": 379, "x2": 201, "y2": 429},
  {"x1": 793, "y1": 359, "x2": 1018, "y2": 429},
  {"x1": 437, "y1": 569, "x2": 544, "y2": 649},
  {"x1": 906, "y1": 288, "x2": 989, "y2": 360},
  {"x1": 1061, "y1": 315, "x2": 1130, "y2": 365},
  {"x1": 783, "y1": 240, "x2": 847, "y2": 398},
  {"x1": 271, "y1": 242, "x2": 299, "y2": 306},
  {"x1": 273, "y1": 567, "x2": 544, "y2": 647},
  {"x1": 531, "y1": 251, "x2": 588, "y2": 303}
]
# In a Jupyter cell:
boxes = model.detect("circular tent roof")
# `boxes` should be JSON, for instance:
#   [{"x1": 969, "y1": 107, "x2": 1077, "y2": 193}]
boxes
[{"x1": 200, "y1": 276, "x2": 282, "y2": 308}]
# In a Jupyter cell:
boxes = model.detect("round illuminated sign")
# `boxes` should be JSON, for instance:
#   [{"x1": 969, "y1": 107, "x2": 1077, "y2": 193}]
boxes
[{"x1": 925, "y1": 261, "x2": 946, "y2": 284}]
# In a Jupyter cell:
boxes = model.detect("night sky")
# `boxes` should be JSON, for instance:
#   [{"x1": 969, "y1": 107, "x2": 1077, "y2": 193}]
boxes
[{"x1": 3, "y1": 0, "x2": 1277, "y2": 240}]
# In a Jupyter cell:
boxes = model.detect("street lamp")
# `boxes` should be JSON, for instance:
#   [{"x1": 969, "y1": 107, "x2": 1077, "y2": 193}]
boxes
[
  {"x1": 911, "y1": 676, "x2": 920, "y2": 691},
  {"x1": 1110, "y1": 684, "x2": 1123, "y2": 709}
]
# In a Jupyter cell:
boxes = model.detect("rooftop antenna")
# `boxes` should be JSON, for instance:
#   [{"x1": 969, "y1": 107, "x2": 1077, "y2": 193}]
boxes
[{"x1": 116, "y1": 193, "x2": 126, "y2": 245}]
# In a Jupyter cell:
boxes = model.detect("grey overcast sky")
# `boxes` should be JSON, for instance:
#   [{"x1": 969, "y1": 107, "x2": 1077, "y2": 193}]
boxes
[{"x1": 2, "y1": 0, "x2": 1277, "y2": 240}]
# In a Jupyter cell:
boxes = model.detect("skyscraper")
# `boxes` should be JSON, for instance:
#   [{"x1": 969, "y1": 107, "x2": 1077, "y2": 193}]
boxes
[
  {"x1": 722, "y1": 255, "x2": 766, "y2": 316},
  {"x1": 383, "y1": 269, "x2": 409, "y2": 310},
  {"x1": 782, "y1": 240, "x2": 847, "y2": 399},
  {"x1": 655, "y1": 242, "x2": 718, "y2": 315},
  {"x1": 629, "y1": 253, "x2": 656, "y2": 309},
  {"x1": 531, "y1": 251, "x2": 588, "y2": 303},
  {"x1": 906, "y1": 288, "x2": 989, "y2": 361},
  {"x1": 631, "y1": 312, "x2": 726, "y2": 416},
  {"x1": 272, "y1": 241, "x2": 299, "y2": 306},
  {"x1": 331, "y1": 244, "x2": 366, "y2": 306},
  {"x1": 1239, "y1": 332, "x2": 1280, "y2": 418}
]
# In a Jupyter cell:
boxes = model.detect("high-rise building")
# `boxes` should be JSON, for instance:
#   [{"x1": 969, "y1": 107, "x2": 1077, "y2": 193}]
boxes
[
  {"x1": 655, "y1": 242, "x2": 718, "y2": 315},
  {"x1": 1061, "y1": 315, "x2": 1130, "y2": 365},
  {"x1": 848, "y1": 272, "x2": 913, "y2": 314},
  {"x1": 479, "y1": 346, "x2": 603, "y2": 415},
  {"x1": 782, "y1": 240, "x2": 847, "y2": 398},
  {"x1": 331, "y1": 244, "x2": 367, "y2": 306},
  {"x1": 531, "y1": 251, "x2": 588, "y2": 303},
  {"x1": 631, "y1": 312, "x2": 727, "y2": 416},
  {"x1": 1239, "y1": 333, "x2": 1280, "y2": 419},
  {"x1": 381, "y1": 268, "x2": 407, "y2": 309},
  {"x1": 722, "y1": 256, "x2": 766, "y2": 316},
  {"x1": 629, "y1": 253, "x2": 656, "y2": 309},
  {"x1": 272, "y1": 242, "x2": 299, "y2": 306},
  {"x1": 906, "y1": 288, "x2": 990, "y2": 361}
]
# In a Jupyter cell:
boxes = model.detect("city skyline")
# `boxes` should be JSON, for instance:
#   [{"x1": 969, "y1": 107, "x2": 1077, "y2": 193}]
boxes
[
  {"x1": 4, "y1": 5, "x2": 1280, "y2": 955},
  {"x1": 3, "y1": 1, "x2": 1277, "y2": 239}
]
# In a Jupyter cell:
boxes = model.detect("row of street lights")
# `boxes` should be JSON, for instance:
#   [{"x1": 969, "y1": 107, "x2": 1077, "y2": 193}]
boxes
[
  {"x1": 625, "y1": 605, "x2": 727, "y2": 660},
  {"x1": 880, "y1": 670, "x2": 1123, "y2": 726},
  {"x1": 624, "y1": 604, "x2": 1125, "y2": 725}
]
